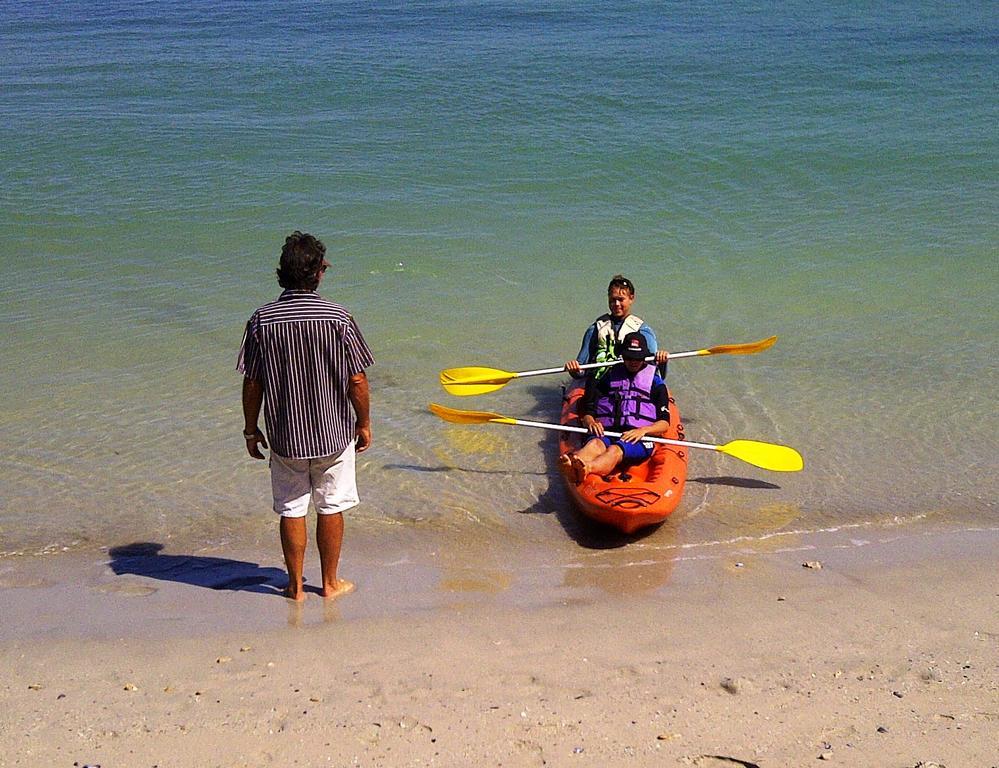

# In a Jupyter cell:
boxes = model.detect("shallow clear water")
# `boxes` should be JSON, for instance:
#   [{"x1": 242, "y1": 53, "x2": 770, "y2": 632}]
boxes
[{"x1": 1, "y1": 1, "x2": 996, "y2": 560}]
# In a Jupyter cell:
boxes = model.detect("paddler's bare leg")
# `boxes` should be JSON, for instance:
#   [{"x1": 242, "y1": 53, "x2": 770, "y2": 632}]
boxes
[
  {"x1": 573, "y1": 438, "x2": 606, "y2": 465},
  {"x1": 317, "y1": 512, "x2": 355, "y2": 599},
  {"x1": 279, "y1": 516, "x2": 307, "y2": 602},
  {"x1": 581, "y1": 444, "x2": 625, "y2": 477},
  {"x1": 561, "y1": 438, "x2": 623, "y2": 483}
]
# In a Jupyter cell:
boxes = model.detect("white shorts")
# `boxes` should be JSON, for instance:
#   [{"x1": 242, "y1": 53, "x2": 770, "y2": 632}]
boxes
[{"x1": 269, "y1": 442, "x2": 359, "y2": 518}]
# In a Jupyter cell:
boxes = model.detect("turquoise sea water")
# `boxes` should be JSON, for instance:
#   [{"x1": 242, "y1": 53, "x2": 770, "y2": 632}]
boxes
[{"x1": 1, "y1": 2, "x2": 996, "y2": 573}]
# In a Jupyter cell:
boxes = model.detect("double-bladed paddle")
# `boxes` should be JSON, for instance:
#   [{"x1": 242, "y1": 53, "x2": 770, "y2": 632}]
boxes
[
  {"x1": 429, "y1": 403, "x2": 803, "y2": 472},
  {"x1": 439, "y1": 336, "x2": 777, "y2": 396}
]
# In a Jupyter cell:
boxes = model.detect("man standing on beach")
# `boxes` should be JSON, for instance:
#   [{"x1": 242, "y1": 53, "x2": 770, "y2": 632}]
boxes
[{"x1": 238, "y1": 231, "x2": 373, "y2": 602}]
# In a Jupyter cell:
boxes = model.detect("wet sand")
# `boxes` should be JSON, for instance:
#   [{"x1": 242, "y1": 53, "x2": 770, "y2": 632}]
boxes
[{"x1": 1, "y1": 527, "x2": 996, "y2": 767}]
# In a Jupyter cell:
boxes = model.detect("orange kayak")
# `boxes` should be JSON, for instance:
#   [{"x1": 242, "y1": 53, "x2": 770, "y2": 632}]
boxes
[{"x1": 558, "y1": 382, "x2": 688, "y2": 534}]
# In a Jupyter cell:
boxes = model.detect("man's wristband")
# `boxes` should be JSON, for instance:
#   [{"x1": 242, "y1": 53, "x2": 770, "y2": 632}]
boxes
[{"x1": 243, "y1": 429, "x2": 259, "y2": 439}]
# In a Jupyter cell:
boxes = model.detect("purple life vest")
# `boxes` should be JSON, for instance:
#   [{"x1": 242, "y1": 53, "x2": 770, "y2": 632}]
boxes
[{"x1": 593, "y1": 364, "x2": 659, "y2": 430}]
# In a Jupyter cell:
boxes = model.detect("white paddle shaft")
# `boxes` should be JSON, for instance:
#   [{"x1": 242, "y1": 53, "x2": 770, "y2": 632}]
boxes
[
  {"x1": 504, "y1": 417, "x2": 718, "y2": 452},
  {"x1": 515, "y1": 350, "x2": 700, "y2": 379}
]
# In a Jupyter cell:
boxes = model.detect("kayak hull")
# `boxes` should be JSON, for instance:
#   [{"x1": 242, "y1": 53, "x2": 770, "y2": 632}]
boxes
[{"x1": 558, "y1": 382, "x2": 688, "y2": 534}]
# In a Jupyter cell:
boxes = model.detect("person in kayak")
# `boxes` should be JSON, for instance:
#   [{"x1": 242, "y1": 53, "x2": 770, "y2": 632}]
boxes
[
  {"x1": 563, "y1": 274, "x2": 669, "y2": 379},
  {"x1": 559, "y1": 332, "x2": 672, "y2": 484}
]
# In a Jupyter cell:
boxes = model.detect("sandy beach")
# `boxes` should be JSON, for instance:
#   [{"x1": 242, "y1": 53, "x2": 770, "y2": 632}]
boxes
[
  {"x1": 4, "y1": 3, "x2": 996, "y2": 767},
  {"x1": 2, "y1": 526, "x2": 996, "y2": 767}
]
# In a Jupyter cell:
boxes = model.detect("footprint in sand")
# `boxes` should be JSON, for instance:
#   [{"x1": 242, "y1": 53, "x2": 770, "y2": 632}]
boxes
[{"x1": 95, "y1": 581, "x2": 158, "y2": 596}]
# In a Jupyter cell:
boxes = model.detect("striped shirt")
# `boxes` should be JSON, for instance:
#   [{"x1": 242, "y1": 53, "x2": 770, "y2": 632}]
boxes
[{"x1": 237, "y1": 290, "x2": 374, "y2": 459}]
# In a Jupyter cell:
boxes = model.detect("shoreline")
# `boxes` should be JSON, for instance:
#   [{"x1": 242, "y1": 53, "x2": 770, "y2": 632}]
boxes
[
  {"x1": 1, "y1": 522, "x2": 996, "y2": 640},
  {"x1": 2, "y1": 525, "x2": 997, "y2": 766}
]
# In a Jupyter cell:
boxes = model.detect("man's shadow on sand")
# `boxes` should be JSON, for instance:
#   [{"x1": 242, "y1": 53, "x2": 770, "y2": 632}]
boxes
[{"x1": 109, "y1": 542, "x2": 288, "y2": 597}]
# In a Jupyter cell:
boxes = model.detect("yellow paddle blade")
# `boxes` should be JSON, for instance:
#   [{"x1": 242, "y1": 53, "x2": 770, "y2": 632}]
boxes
[
  {"x1": 704, "y1": 335, "x2": 778, "y2": 356},
  {"x1": 439, "y1": 379, "x2": 510, "y2": 396},
  {"x1": 439, "y1": 366, "x2": 516, "y2": 385},
  {"x1": 429, "y1": 402, "x2": 506, "y2": 425},
  {"x1": 439, "y1": 366, "x2": 517, "y2": 396},
  {"x1": 718, "y1": 439, "x2": 803, "y2": 472}
]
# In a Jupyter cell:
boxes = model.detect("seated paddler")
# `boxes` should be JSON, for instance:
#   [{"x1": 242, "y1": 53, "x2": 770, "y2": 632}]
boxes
[
  {"x1": 559, "y1": 331, "x2": 671, "y2": 485},
  {"x1": 563, "y1": 274, "x2": 669, "y2": 379}
]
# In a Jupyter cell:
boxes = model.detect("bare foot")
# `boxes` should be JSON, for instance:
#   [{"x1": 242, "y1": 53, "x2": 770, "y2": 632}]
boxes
[
  {"x1": 569, "y1": 454, "x2": 587, "y2": 484},
  {"x1": 283, "y1": 585, "x2": 306, "y2": 602},
  {"x1": 321, "y1": 579, "x2": 356, "y2": 600},
  {"x1": 558, "y1": 453, "x2": 575, "y2": 483},
  {"x1": 559, "y1": 453, "x2": 587, "y2": 485}
]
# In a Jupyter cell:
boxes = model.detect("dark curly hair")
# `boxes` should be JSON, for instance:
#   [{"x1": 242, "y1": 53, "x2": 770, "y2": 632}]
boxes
[{"x1": 276, "y1": 231, "x2": 326, "y2": 290}]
